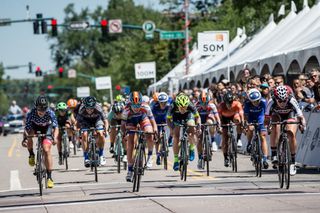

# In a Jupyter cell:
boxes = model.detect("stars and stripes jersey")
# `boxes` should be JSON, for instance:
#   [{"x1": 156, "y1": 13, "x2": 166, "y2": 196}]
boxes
[
  {"x1": 25, "y1": 108, "x2": 58, "y2": 131},
  {"x1": 121, "y1": 103, "x2": 155, "y2": 122}
]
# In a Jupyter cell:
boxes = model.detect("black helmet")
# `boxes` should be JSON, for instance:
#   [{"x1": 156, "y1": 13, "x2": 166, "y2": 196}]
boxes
[
  {"x1": 223, "y1": 92, "x2": 234, "y2": 105},
  {"x1": 35, "y1": 95, "x2": 48, "y2": 111},
  {"x1": 112, "y1": 102, "x2": 124, "y2": 113},
  {"x1": 83, "y1": 96, "x2": 97, "y2": 108}
]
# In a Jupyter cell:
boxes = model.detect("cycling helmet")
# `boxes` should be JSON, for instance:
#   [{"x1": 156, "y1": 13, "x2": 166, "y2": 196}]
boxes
[
  {"x1": 115, "y1": 94, "x2": 124, "y2": 102},
  {"x1": 199, "y1": 91, "x2": 211, "y2": 105},
  {"x1": 112, "y1": 102, "x2": 124, "y2": 113},
  {"x1": 248, "y1": 88, "x2": 261, "y2": 102},
  {"x1": 129, "y1": 91, "x2": 142, "y2": 105},
  {"x1": 35, "y1": 95, "x2": 48, "y2": 111},
  {"x1": 56, "y1": 102, "x2": 68, "y2": 111},
  {"x1": 67, "y1": 98, "x2": 78, "y2": 108},
  {"x1": 223, "y1": 92, "x2": 234, "y2": 105},
  {"x1": 176, "y1": 93, "x2": 190, "y2": 107},
  {"x1": 158, "y1": 92, "x2": 169, "y2": 103},
  {"x1": 142, "y1": 95, "x2": 150, "y2": 103},
  {"x1": 274, "y1": 85, "x2": 288, "y2": 101},
  {"x1": 83, "y1": 96, "x2": 97, "y2": 108}
]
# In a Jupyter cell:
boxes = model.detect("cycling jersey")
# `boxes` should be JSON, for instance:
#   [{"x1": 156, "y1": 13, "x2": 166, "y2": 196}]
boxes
[
  {"x1": 167, "y1": 102, "x2": 199, "y2": 125},
  {"x1": 25, "y1": 108, "x2": 58, "y2": 131},
  {"x1": 195, "y1": 101, "x2": 218, "y2": 124},
  {"x1": 55, "y1": 110, "x2": 72, "y2": 127},
  {"x1": 121, "y1": 103, "x2": 154, "y2": 128},
  {"x1": 107, "y1": 111, "x2": 122, "y2": 125},
  {"x1": 244, "y1": 98, "x2": 267, "y2": 131},
  {"x1": 76, "y1": 103, "x2": 107, "y2": 129},
  {"x1": 265, "y1": 96, "x2": 302, "y2": 118},
  {"x1": 151, "y1": 102, "x2": 170, "y2": 124},
  {"x1": 218, "y1": 101, "x2": 243, "y2": 118}
]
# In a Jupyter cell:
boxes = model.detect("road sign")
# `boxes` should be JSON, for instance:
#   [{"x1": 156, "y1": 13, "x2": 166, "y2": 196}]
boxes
[
  {"x1": 95, "y1": 76, "x2": 112, "y2": 90},
  {"x1": 160, "y1": 31, "x2": 185, "y2": 40},
  {"x1": 145, "y1": 32, "x2": 154, "y2": 40},
  {"x1": 68, "y1": 21, "x2": 90, "y2": 30},
  {"x1": 135, "y1": 62, "x2": 156, "y2": 79},
  {"x1": 68, "y1": 69, "x2": 77, "y2": 78},
  {"x1": 142, "y1": 20, "x2": 156, "y2": 33},
  {"x1": 109, "y1": 19, "x2": 122, "y2": 33},
  {"x1": 198, "y1": 31, "x2": 229, "y2": 56},
  {"x1": 0, "y1": 18, "x2": 11, "y2": 26},
  {"x1": 77, "y1": 87, "x2": 90, "y2": 97}
]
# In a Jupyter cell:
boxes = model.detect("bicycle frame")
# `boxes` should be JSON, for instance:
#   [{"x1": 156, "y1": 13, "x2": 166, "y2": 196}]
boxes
[
  {"x1": 200, "y1": 123, "x2": 217, "y2": 176},
  {"x1": 110, "y1": 125, "x2": 125, "y2": 173},
  {"x1": 247, "y1": 122, "x2": 263, "y2": 177},
  {"x1": 221, "y1": 123, "x2": 237, "y2": 172},
  {"x1": 157, "y1": 124, "x2": 168, "y2": 170}
]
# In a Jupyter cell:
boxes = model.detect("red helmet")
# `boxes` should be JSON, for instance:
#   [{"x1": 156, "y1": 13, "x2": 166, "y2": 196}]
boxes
[{"x1": 274, "y1": 86, "x2": 289, "y2": 101}]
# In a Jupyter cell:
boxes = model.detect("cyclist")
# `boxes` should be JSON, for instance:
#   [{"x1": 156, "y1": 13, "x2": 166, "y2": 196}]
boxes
[
  {"x1": 76, "y1": 96, "x2": 109, "y2": 167},
  {"x1": 151, "y1": 92, "x2": 172, "y2": 165},
  {"x1": 21, "y1": 95, "x2": 58, "y2": 188},
  {"x1": 244, "y1": 89, "x2": 269, "y2": 169},
  {"x1": 218, "y1": 91, "x2": 245, "y2": 167},
  {"x1": 167, "y1": 93, "x2": 201, "y2": 171},
  {"x1": 67, "y1": 98, "x2": 80, "y2": 149},
  {"x1": 108, "y1": 102, "x2": 127, "y2": 162},
  {"x1": 55, "y1": 102, "x2": 76, "y2": 165},
  {"x1": 195, "y1": 90, "x2": 221, "y2": 169},
  {"x1": 121, "y1": 91, "x2": 157, "y2": 182},
  {"x1": 265, "y1": 85, "x2": 306, "y2": 175}
]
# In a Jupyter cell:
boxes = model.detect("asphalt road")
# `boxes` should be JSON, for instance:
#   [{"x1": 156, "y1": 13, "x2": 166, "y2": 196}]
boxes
[{"x1": 0, "y1": 133, "x2": 319, "y2": 213}]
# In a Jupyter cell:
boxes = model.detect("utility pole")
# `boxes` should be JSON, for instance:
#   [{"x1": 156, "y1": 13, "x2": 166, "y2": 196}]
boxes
[{"x1": 184, "y1": 0, "x2": 190, "y2": 75}]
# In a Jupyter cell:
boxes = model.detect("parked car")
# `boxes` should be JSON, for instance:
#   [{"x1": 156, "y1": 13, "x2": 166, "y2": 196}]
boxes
[
  {"x1": 3, "y1": 114, "x2": 24, "y2": 135},
  {"x1": 0, "y1": 116, "x2": 5, "y2": 136}
]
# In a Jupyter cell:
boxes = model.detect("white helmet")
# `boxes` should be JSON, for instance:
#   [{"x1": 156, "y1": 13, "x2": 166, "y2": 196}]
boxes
[
  {"x1": 158, "y1": 92, "x2": 169, "y2": 103},
  {"x1": 248, "y1": 88, "x2": 261, "y2": 102},
  {"x1": 142, "y1": 95, "x2": 150, "y2": 103}
]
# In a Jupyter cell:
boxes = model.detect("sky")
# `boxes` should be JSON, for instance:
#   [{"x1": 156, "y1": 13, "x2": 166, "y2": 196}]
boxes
[{"x1": 0, "y1": 0, "x2": 161, "y2": 79}]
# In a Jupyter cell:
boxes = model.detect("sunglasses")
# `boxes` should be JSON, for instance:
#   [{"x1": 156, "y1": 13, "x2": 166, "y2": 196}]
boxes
[
  {"x1": 276, "y1": 99, "x2": 287, "y2": 103},
  {"x1": 37, "y1": 107, "x2": 47, "y2": 112}
]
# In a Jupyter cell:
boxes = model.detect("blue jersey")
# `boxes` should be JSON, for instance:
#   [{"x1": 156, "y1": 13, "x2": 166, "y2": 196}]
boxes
[
  {"x1": 151, "y1": 102, "x2": 170, "y2": 124},
  {"x1": 25, "y1": 108, "x2": 58, "y2": 131},
  {"x1": 244, "y1": 98, "x2": 267, "y2": 123}
]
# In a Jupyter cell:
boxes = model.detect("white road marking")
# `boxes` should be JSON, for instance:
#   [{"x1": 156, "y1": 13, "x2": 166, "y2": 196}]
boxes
[
  {"x1": 10, "y1": 170, "x2": 22, "y2": 191},
  {"x1": 0, "y1": 192, "x2": 320, "y2": 211}
]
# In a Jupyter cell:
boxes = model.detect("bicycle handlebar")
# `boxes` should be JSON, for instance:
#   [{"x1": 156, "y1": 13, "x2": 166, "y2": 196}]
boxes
[
  {"x1": 110, "y1": 125, "x2": 122, "y2": 128},
  {"x1": 127, "y1": 130, "x2": 155, "y2": 135},
  {"x1": 220, "y1": 123, "x2": 237, "y2": 127},
  {"x1": 270, "y1": 121, "x2": 301, "y2": 125},
  {"x1": 201, "y1": 123, "x2": 218, "y2": 127},
  {"x1": 81, "y1": 127, "x2": 105, "y2": 132},
  {"x1": 157, "y1": 124, "x2": 167, "y2": 127}
]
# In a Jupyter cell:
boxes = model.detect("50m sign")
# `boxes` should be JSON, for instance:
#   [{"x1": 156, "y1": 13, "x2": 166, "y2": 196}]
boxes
[{"x1": 198, "y1": 31, "x2": 229, "y2": 56}]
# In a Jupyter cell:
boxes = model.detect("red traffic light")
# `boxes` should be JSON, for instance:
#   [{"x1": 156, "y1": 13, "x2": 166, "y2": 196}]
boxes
[
  {"x1": 59, "y1": 67, "x2": 64, "y2": 73},
  {"x1": 36, "y1": 66, "x2": 41, "y2": 72},
  {"x1": 47, "y1": 85, "x2": 53, "y2": 89},
  {"x1": 115, "y1": 85, "x2": 121, "y2": 91},
  {"x1": 100, "y1": 19, "x2": 108, "y2": 26},
  {"x1": 51, "y1": 19, "x2": 57, "y2": 26}
]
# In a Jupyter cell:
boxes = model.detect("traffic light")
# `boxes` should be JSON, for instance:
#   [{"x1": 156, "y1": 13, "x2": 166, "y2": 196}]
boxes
[
  {"x1": 35, "y1": 66, "x2": 42, "y2": 77},
  {"x1": 33, "y1": 21, "x2": 40, "y2": 34},
  {"x1": 28, "y1": 62, "x2": 33, "y2": 73},
  {"x1": 100, "y1": 19, "x2": 108, "y2": 37},
  {"x1": 51, "y1": 19, "x2": 58, "y2": 36},
  {"x1": 58, "y1": 67, "x2": 64, "y2": 78},
  {"x1": 41, "y1": 20, "x2": 47, "y2": 34}
]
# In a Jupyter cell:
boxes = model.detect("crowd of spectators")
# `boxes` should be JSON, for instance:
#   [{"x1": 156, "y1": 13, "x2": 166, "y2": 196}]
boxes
[{"x1": 182, "y1": 68, "x2": 320, "y2": 111}]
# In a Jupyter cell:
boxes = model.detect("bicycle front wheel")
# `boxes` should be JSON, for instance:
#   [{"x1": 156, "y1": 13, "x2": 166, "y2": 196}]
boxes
[
  {"x1": 277, "y1": 138, "x2": 284, "y2": 189},
  {"x1": 205, "y1": 131, "x2": 211, "y2": 176},
  {"x1": 230, "y1": 136, "x2": 237, "y2": 172},
  {"x1": 180, "y1": 139, "x2": 188, "y2": 181},
  {"x1": 162, "y1": 133, "x2": 168, "y2": 170},
  {"x1": 116, "y1": 136, "x2": 122, "y2": 173},
  {"x1": 37, "y1": 150, "x2": 43, "y2": 196},
  {"x1": 284, "y1": 138, "x2": 291, "y2": 189},
  {"x1": 91, "y1": 140, "x2": 98, "y2": 182}
]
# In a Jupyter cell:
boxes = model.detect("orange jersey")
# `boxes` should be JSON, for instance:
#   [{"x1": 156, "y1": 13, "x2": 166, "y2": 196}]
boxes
[{"x1": 218, "y1": 101, "x2": 243, "y2": 117}]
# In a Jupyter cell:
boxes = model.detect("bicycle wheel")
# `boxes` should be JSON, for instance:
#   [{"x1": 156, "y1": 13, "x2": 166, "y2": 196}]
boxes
[
  {"x1": 182, "y1": 139, "x2": 188, "y2": 181},
  {"x1": 277, "y1": 138, "x2": 284, "y2": 189},
  {"x1": 91, "y1": 139, "x2": 98, "y2": 182},
  {"x1": 256, "y1": 135, "x2": 262, "y2": 177},
  {"x1": 116, "y1": 136, "x2": 121, "y2": 173},
  {"x1": 283, "y1": 138, "x2": 291, "y2": 189},
  {"x1": 73, "y1": 135, "x2": 77, "y2": 155},
  {"x1": 37, "y1": 148, "x2": 43, "y2": 196},
  {"x1": 231, "y1": 136, "x2": 237, "y2": 172},
  {"x1": 205, "y1": 130, "x2": 210, "y2": 176},
  {"x1": 63, "y1": 135, "x2": 69, "y2": 170},
  {"x1": 133, "y1": 143, "x2": 141, "y2": 192},
  {"x1": 162, "y1": 133, "x2": 168, "y2": 170}
]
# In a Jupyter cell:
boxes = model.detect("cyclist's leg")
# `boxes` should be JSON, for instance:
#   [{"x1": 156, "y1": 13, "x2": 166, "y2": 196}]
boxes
[
  {"x1": 125, "y1": 123, "x2": 136, "y2": 181},
  {"x1": 172, "y1": 124, "x2": 180, "y2": 170},
  {"x1": 95, "y1": 120, "x2": 106, "y2": 156},
  {"x1": 221, "y1": 116, "x2": 230, "y2": 166},
  {"x1": 109, "y1": 119, "x2": 117, "y2": 153},
  {"x1": 56, "y1": 129, "x2": 63, "y2": 165},
  {"x1": 207, "y1": 117, "x2": 217, "y2": 151},
  {"x1": 43, "y1": 125, "x2": 55, "y2": 185},
  {"x1": 24, "y1": 128, "x2": 35, "y2": 166},
  {"x1": 286, "y1": 115, "x2": 298, "y2": 164},
  {"x1": 79, "y1": 122, "x2": 90, "y2": 165},
  {"x1": 258, "y1": 123, "x2": 268, "y2": 168},
  {"x1": 140, "y1": 117, "x2": 154, "y2": 167},
  {"x1": 233, "y1": 113, "x2": 243, "y2": 147}
]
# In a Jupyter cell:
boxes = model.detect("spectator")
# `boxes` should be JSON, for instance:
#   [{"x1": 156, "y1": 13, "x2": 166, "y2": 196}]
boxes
[
  {"x1": 304, "y1": 78, "x2": 316, "y2": 110},
  {"x1": 298, "y1": 74, "x2": 308, "y2": 87},
  {"x1": 310, "y1": 68, "x2": 319, "y2": 84},
  {"x1": 8, "y1": 100, "x2": 22, "y2": 115},
  {"x1": 239, "y1": 68, "x2": 251, "y2": 90},
  {"x1": 267, "y1": 77, "x2": 275, "y2": 89},
  {"x1": 293, "y1": 78, "x2": 314, "y2": 110},
  {"x1": 260, "y1": 83, "x2": 271, "y2": 101},
  {"x1": 274, "y1": 75, "x2": 284, "y2": 86}
]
